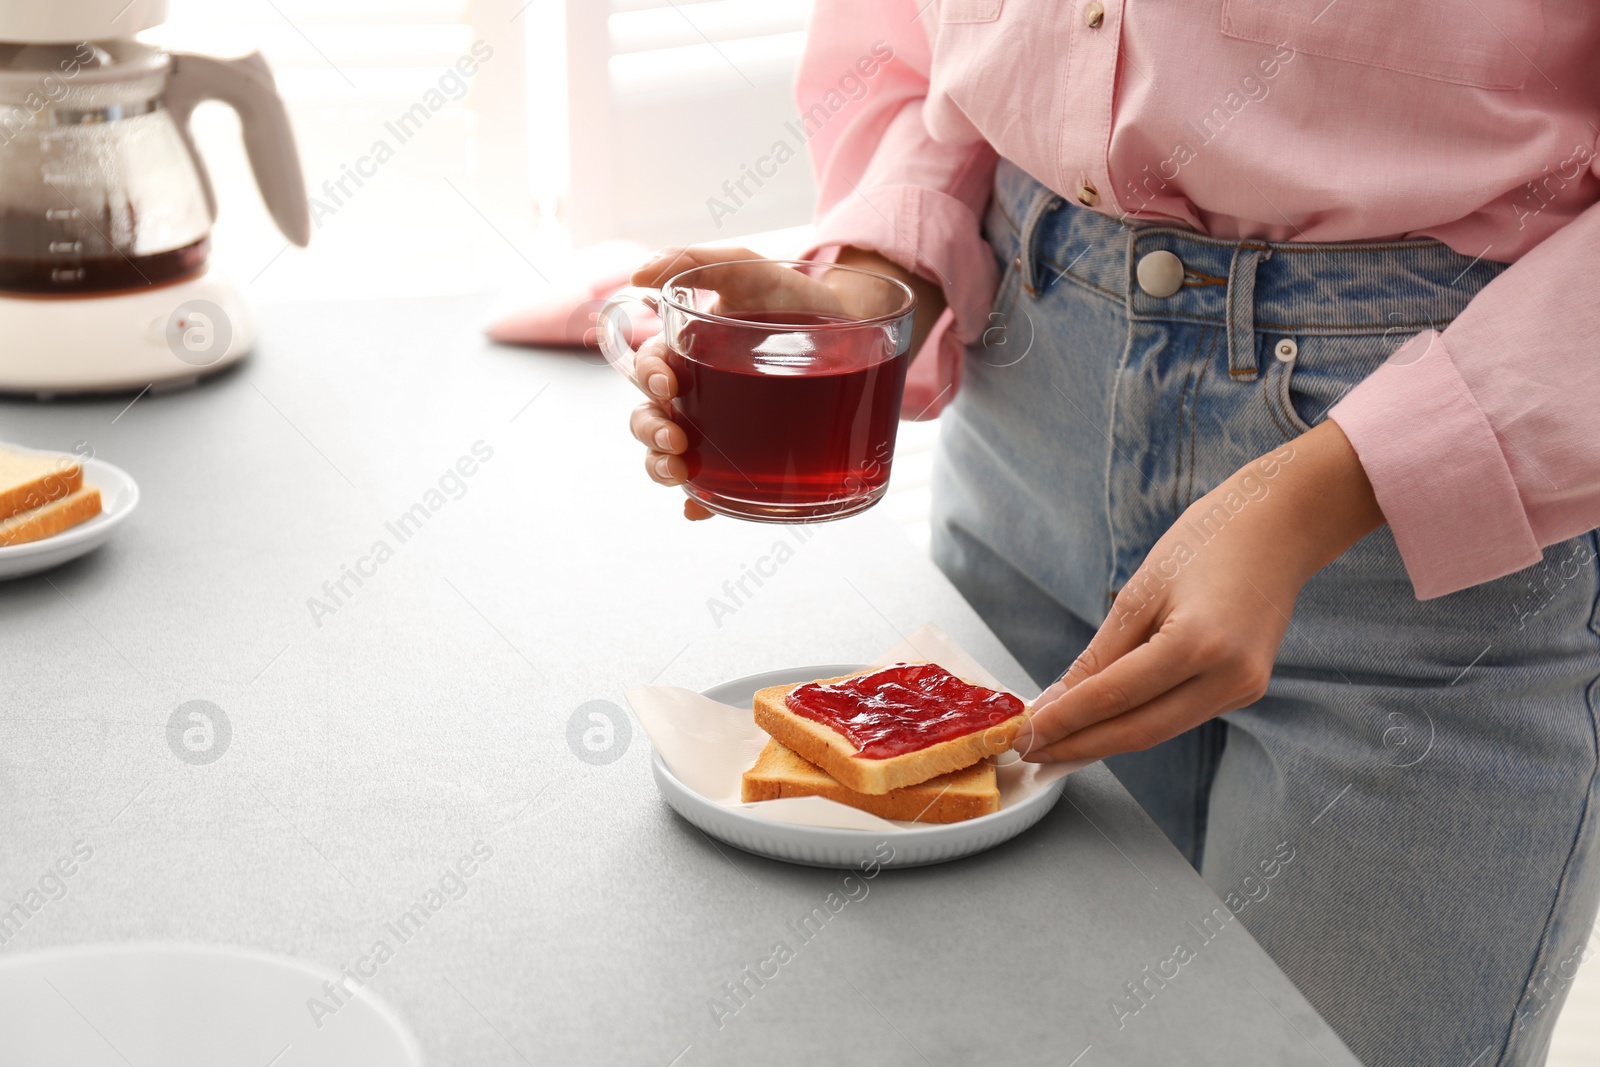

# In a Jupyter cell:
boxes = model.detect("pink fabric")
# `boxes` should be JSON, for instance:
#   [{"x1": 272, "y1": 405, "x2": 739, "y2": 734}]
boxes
[
  {"x1": 486, "y1": 242, "x2": 661, "y2": 349},
  {"x1": 798, "y1": 0, "x2": 1600, "y2": 598},
  {"x1": 485, "y1": 266, "x2": 660, "y2": 349}
]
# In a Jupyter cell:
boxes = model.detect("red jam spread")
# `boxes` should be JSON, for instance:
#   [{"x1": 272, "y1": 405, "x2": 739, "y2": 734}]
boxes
[{"x1": 784, "y1": 662, "x2": 1024, "y2": 760}]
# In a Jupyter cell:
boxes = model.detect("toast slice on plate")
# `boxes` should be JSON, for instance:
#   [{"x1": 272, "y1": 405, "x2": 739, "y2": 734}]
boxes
[
  {"x1": 0, "y1": 486, "x2": 102, "y2": 547},
  {"x1": 751, "y1": 663, "x2": 1027, "y2": 795},
  {"x1": 0, "y1": 446, "x2": 82, "y2": 521},
  {"x1": 741, "y1": 739, "x2": 1000, "y2": 823}
]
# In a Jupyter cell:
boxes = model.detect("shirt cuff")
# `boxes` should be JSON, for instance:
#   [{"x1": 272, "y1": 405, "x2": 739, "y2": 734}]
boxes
[
  {"x1": 1328, "y1": 331, "x2": 1541, "y2": 600},
  {"x1": 809, "y1": 183, "x2": 998, "y2": 419}
]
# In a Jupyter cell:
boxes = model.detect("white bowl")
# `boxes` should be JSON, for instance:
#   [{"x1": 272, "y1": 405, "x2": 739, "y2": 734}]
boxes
[
  {"x1": 652, "y1": 664, "x2": 1067, "y2": 869},
  {"x1": 0, "y1": 456, "x2": 138, "y2": 580},
  {"x1": 0, "y1": 943, "x2": 422, "y2": 1066}
]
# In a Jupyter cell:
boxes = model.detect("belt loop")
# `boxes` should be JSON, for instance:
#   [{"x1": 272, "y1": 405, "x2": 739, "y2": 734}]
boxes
[
  {"x1": 1017, "y1": 185, "x2": 1064, "y2": 296},
  {"x1": 1226, "y1": 244, "x2": 1271, "y2": 380}
]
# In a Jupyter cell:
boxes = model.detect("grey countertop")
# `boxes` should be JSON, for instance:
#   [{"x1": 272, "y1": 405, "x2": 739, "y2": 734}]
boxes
[{"x1": 0, "y1": 294, "x2": 1359, "y2": 1065}]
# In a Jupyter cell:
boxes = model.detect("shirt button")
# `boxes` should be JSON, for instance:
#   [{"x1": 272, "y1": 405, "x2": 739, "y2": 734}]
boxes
[
  {"x1": 1084, "y1": 2, "x2": 1105, "y2": 28},
  {"x1": 1076, "y1": 182, "x2": 1100, "y2": 207},
  {"x1": 1136, "y1": 249, "x2": 1184, "y2": 298}
]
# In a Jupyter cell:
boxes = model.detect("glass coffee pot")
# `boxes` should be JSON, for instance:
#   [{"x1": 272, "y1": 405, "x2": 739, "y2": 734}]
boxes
[
  {"x1": 0, "y1": 38, "x2": 309, "y2": 294},
  {"x1": 0, "y1": 0, "x2": 309, "y2": 394}
]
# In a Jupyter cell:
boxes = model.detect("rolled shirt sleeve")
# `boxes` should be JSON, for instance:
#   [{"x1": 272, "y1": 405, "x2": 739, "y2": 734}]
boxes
[
  {"x1": 798, "y1": 0, "x2": 999, "y2": 419},
  {"x1": 1330, "y1": 189, "x2": 1600, "y2": 599}
]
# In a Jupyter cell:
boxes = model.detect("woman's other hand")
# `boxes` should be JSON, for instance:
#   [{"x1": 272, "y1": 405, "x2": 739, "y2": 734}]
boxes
[{"x1": 1012, "y1": 420, "x2": 1385, "y2": 762}]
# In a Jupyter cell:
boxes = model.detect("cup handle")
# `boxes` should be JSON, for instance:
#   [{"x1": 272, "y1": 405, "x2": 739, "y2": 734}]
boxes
[{"x1": 598, "y1": 287, "x2": 661, "y2": 381}]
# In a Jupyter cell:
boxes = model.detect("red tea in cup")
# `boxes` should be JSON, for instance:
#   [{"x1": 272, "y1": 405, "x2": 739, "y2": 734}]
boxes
[{"x1": 602, "y1": 260, "x2": 916, "y2": 522}]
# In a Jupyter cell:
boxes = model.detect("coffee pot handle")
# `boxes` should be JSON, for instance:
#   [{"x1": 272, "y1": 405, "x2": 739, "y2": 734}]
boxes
[{"x1": 166, "y1": 52, "x2": 312, "y2": 247}]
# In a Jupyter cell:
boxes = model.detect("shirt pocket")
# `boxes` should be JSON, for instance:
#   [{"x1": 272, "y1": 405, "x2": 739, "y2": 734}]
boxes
[
  {"x1": 1219, "y1": 0, "x2": 1544, "y2": 90},
  {"x1": 939, "y1": 0, "x2": 1003, "y2": 23}
]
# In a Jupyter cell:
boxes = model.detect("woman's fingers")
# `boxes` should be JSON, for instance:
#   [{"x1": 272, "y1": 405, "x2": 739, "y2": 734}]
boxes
[
  {"x1": 629, "y1": 402, "x2": 686, "y2": 454},
  {"x1": 632, "y1": 245, "x2": 786, "y2": 309},
  {"x1": 631, "y1": 245, "x2": 848, "y2": 318},
  {"x1": 1062, "y1": 589, "x2": 1156, "y2": 688},
  {"x1": 631, "y1": 341, "x2": 677, "y2": 400},
  {"x1": 627, "y1": 381, "x2": 704, "y2": 514},
  {"x1": 1015, "y1": 627, "x2": 1201, "y2": 756},
  {"x1": 632, "y1": 399, "x2": 689, "y2": 483},
  {"x1": 644, "y1": 450, "x2": 689, "y2": 486},
  {"x1": 1014, "y1": 586, "x2": 1160, "y2": 756},
  {"x1": 623, "y1": 256, "x2": 716, "y2": 523},
  {"x1": 631, "y1": 245, "x2": 762, "y2": 288},
  {"x1": 1029, "y1": 676, "x2": 1071, "y2": 715},
  {"x1": 630, "y1": 398, "x2": 700, "y2": 502},
  {"x1": 1018, "y1": 673, "x2": 1235, "y2": 764}
]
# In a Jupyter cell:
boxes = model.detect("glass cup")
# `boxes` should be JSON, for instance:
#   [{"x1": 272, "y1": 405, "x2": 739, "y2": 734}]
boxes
[{"x1": 600, "y1": 259, "x2": 916, "y2": 522}]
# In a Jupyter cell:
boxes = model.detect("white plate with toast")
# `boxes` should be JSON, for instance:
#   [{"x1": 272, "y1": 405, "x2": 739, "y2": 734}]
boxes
[
  {"x1": 651, "y1": 664, "x2": 1069, "y2": 869},
  {"x1": 0, "y1": 456, "x2": 139, "y2": 580}
]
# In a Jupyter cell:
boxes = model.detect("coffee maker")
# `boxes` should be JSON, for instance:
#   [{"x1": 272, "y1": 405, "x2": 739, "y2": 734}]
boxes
[{"x1": 0, "y1": 0, "x2": 309, "y2": 396}]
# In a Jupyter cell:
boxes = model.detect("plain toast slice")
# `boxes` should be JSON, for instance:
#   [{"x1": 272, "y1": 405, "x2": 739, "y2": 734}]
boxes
[
  {"x1": 751, "y1": 665, "x2": 1027, "y2": 795},
  {"x1": 0, "y1": 446, "x2": 82, "y2": 521},
  {"x1": 0, "y1": 486, "x2": 102, "y2": 547},
  {"x1": 741, "y1": 739, "x2": 1000, "y2": 823}
]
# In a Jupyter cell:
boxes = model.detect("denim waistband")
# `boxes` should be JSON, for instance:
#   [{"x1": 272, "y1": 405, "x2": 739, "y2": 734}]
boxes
[{"x1": 989, "y1": 158, "x2": 1507, "y2": 359}]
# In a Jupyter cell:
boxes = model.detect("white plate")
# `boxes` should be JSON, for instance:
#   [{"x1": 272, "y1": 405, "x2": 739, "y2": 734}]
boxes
[
  {"x1": 0, "y1": 456, "x2": 139, "y2": 580},
  {"x1": 651, "y1": 664, "x2": 1067, "y2": 869},
  {"x1": 0, "y1": 943, "x2": 423, "y2": 1067}
]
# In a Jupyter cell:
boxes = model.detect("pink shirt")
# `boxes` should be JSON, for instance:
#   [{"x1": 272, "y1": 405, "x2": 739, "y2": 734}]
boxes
[{"x1": 799, "y1": 0, "x2": 1600, "y2": 599}]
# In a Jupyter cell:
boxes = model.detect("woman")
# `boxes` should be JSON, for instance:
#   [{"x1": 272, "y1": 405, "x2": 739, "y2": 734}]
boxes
[{"x1": 625, "y1": 3, "x2": 1600, "y2": 1063}]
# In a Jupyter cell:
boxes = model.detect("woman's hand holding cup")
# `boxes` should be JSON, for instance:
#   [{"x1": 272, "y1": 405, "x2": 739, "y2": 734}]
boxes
[
  {"x1": 619, "y1": 244, "x2": 945, "y2": 521},
  {"x1": 624, "y1": 247, "x2": 805, "y2": 520}
]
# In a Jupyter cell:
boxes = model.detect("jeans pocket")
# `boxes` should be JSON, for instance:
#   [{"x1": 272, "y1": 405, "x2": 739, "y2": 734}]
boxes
[
  {"x1": 1221, "y1": 0, "x2": 1544, "y2": 90},
  {"x1": 975, "y1": 251, "x2": 1031, "y2": 367},
  {"x1": 1261, "y1": 331, "x2": 1409, "y2": 441},
  {"x1": 992, "y1": 251, "x2": 1024, "y2": 319},
  {"x1": 981, "y1": 195, "x2": 1025, "y2": 316}
]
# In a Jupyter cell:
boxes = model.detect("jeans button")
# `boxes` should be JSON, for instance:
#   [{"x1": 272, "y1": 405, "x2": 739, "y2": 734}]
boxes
[{"x1": 1136, "y1": 249, "x2": 1184, "y2": 298}]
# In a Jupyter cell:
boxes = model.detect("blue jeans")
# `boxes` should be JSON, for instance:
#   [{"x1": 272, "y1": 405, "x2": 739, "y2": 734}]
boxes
[{"x1": 932, "y1": 158, "x2": 1600, "y2": 1067}]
